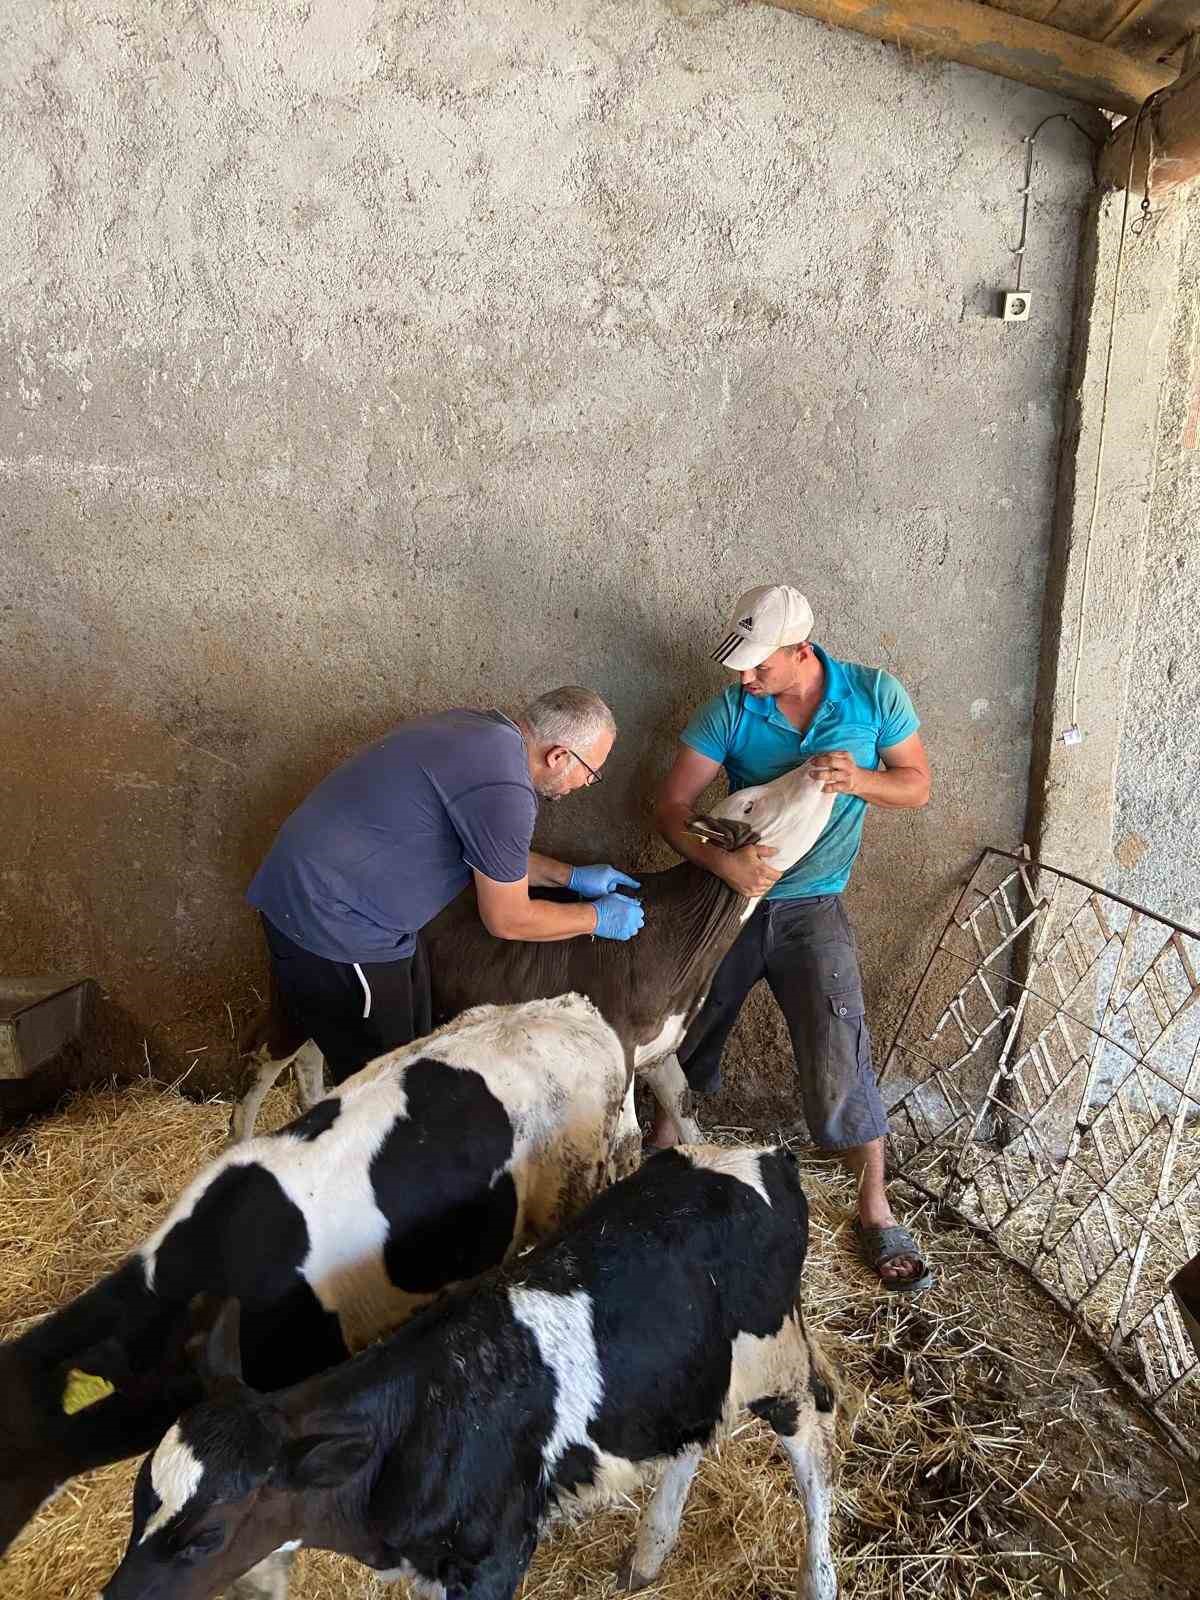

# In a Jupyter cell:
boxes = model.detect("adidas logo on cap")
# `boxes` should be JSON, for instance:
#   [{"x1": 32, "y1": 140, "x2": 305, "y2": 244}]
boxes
[{"x1": 710, "y1": 585, "x2": 815, "y2": 670}]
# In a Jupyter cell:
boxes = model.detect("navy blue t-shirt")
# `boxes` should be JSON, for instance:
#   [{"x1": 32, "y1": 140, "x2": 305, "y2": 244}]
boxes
[{"x1": 247, "y1": 710, "x2": 537, "y2": 962}]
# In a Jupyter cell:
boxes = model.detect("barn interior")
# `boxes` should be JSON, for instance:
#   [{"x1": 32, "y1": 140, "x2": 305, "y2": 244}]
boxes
[{"x1": 3, "y1": 2, "x2": 1200, "y2": 1597}]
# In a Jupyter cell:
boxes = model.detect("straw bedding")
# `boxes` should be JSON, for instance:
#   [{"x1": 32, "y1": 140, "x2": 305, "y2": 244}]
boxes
[{"x1": 2, "y1": 1080, "x2": 1197, "y2": 1600}]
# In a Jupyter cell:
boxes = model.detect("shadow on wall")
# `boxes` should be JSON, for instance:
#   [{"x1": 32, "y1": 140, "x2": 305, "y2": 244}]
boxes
[
  {"x1": 4, "y1": 527, "x2": 738, "y2": 1098},
  {"x1": 232, "y1": 590, "x2": 695, "y2": 886},
  {"x1": 2, "y1": 559, "x2": 958, "y2": 1115}
]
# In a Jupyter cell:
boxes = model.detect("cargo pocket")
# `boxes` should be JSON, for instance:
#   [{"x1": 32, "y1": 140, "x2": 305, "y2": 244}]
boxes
[
  {"x1": 826, "y1": 987, "x2": 864, "y2": 1026},
  {"x1": 825, "y1": 985, "x2": 864, "y2": 1049},
  {"x1": 808, "y1": 983, "x2": 867, "y2": 1146},
  {"x1": 823, "y1": 983, "x2": 867, "y2": 1088}
]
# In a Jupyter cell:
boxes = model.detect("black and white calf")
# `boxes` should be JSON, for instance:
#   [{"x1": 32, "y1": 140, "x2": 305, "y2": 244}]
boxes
[
  {"x1": 101, "y1": 1145, "x2": 839, "y2": 1600},
  {"x1": 0, "y1": 995, "x2": 631, "y2": 1592}
]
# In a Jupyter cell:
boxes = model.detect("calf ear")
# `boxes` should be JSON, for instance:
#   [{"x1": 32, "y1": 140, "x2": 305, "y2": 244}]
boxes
[
  {"x1": 58, "y1": 1335, "x2": 132, "y2": 1413},
  {"x1": 185, "y1": 1296, "x2": 244, "y2": 1387},
  {"x1": 685, "y1": 814, "x2": 758, "y2": 852},
  {"x1": 283, "y1": 1430, "x2": 375, "y2": 1489},
  {"x1": 62, "y1": 1335, "x2": 131, "y2": 1384}
]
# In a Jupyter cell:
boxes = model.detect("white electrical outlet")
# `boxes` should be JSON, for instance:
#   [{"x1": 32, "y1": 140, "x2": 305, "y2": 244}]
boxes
[{"x1": 1002, "y1": 290, "x2": 1032, "y2": 322}]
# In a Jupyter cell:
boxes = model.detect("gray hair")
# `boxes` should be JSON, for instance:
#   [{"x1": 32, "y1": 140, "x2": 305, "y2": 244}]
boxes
[{"x1": 522, "y1": 687, "x2": 616, "y2": 753}]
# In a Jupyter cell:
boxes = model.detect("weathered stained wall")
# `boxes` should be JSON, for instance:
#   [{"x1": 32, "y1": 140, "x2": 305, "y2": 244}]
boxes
[
  {"x1": 1112, "y1": 195, "x2": 1200, "y2": 934},
  {"x1": 0, "y1": 0, "x2": 1096, "y2": 1116}
]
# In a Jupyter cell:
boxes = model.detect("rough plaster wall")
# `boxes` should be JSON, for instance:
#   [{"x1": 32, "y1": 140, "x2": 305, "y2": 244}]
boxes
[
  {"x1": 0, "y1": 0, "x2": 1094, "y2": 1118},
  {"x1": 1026, "y1": 185, "x2": 1185, "y2": 893},
  {"x1": 1112, "y1": 195, "x2": 1200, "y2": 934}
]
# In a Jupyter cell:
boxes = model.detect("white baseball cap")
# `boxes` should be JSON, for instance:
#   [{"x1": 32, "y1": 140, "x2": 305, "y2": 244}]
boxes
[{"x1": 711, "y1": 585, "x2": 815, "y2": 671}]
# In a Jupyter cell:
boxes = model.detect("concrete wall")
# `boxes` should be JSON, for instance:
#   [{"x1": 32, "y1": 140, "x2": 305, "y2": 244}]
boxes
[
  {"x1": 1112, "y1": 195, "x2": 1200, "y2": 936},
  {"x1": 0, "y1": 0, "x2": 1096, "y2": 1119}
]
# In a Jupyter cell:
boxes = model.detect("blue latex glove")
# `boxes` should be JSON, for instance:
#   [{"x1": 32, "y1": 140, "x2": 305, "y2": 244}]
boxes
[
  {"x1": 592, "y1": 891, "x2": 645, "y2": 941},
  {"x1": 568, "y1": 863, "x2": 642, "y2": 899}
]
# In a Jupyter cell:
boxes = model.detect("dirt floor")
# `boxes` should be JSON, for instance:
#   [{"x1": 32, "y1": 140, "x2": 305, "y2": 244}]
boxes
[{"x1": 2, "y1": 1079, "x2": 1198, "y2": 1600}]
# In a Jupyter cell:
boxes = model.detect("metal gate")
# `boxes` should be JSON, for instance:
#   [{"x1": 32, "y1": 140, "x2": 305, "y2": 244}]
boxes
[{"x1": 880, "y1": 848, "x2": 1200, "y2": 1461}]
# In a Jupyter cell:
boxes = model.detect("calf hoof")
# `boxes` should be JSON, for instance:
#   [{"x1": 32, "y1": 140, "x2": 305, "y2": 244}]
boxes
[
  {"x1": 798, "y1": 1561, "x2": 838, "y2": 1600},
  {"x1": 615, "y1": 1552, "x2": 653, "y2": 1592}
]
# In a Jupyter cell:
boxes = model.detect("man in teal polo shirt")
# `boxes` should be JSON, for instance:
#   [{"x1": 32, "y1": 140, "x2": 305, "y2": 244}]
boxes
[{"x1": 653, "y1": 584, "x2": 933, "y2": 1293}]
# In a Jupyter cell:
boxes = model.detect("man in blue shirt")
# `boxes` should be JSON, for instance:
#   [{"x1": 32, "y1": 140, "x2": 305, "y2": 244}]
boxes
[
  {"x1": 654, "y1": 586, "x2": 933, "y2": 1293},
  {"x1": 248, "y1": 687, "x2": 643, "y2": 1084}
]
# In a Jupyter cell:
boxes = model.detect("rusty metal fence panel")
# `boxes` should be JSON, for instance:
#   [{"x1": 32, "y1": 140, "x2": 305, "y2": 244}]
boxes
[{"x1": 880, "y1": 848, "x2": 1200, "y2": 1461}]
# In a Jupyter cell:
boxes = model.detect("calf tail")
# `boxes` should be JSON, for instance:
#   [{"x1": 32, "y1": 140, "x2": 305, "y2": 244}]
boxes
[{"x1": 804, "y1": 1325, "x2": 839, "y2": 1419}]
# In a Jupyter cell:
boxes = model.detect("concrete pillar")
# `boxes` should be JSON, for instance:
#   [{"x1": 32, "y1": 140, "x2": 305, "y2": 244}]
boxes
[
  {"x1": 1026, "y1": 187, "x2": 1187, "y2": 884},
  {"x1": 1014, "y1": 185, "x2": 1190, "y2": 1159}
]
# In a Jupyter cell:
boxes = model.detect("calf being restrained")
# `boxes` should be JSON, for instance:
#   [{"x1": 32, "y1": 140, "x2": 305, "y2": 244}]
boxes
[{"x1": 234, "y1": 759, "x2": 836, "y2": 1143}]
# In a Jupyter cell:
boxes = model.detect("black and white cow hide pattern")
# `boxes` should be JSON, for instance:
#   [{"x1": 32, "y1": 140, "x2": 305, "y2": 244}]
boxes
[
  {"x1": 0, "y1": 993, "x2": 632, "y2": 1600},
  {"x1": 100, "y1": 1145, "x2": 839, "y2": 1600}
]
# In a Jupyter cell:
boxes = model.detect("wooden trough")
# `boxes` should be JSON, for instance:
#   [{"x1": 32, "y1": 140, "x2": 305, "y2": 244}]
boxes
[{"x1": 0, "y1": 975, "x2": 97, "y2": 1121}]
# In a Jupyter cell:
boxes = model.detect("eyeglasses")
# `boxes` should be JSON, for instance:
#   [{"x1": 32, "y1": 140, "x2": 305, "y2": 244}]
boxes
[{"x1": 566, "y1": 748, "x2": 603, "y2": 785}]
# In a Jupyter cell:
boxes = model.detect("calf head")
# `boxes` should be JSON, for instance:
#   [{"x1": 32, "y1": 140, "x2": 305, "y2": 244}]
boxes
[
  {"x1": 688, "y1": 759, "x2": 833, "y2": 874},
  {"x1": 0, "y1": 1329, "x2": 147, "y2": 1556},
  {"x1": 0, "y1": 1340, "x2": 72, "y2": 1554},
  {"x1": 0, "y1": 1283, "x2": 211, "y2": 1557},
  {"x1": 101, "y1": 1301, "x2": 374, "y2": 1600}
]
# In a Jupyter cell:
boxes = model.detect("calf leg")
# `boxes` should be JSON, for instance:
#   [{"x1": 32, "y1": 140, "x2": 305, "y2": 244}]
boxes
[
  {"x1": 609, "y1": 1076, "x2": 643, "y2": 1182},
  {"x1": 621, "y1": 1447, "x2": 701, "y2": 1591},
  {"x1": 639, "y1": 1053, "x2": 702, "y2": 1144},
  {"x1": 291, "y1": 1039, "x2": 326, "y2": 1111},
  {"x1": 227, "y1": 1046, "x2": 289, "y2": 1146},
  {"x1": 747, "y1": 1319, "x2": 839, "y2": 1600},
  {"x1": 226, "y1": 1546, "x2": 297, "y2": 1600},
  {"x1": 778, "y1": 1418, "x2": 837, "y2": 1600}
]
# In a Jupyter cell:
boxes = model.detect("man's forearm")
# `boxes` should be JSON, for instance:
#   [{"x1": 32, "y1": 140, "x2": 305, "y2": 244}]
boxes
[
  {"x1": 527, "y1": 851, "x2": 573, "y2": 889},
  {"x1": 854, "y1": 764, "x2": 931, "y2": 809},
  {"x1": 494, "y1": 896, "x2": 598, "y2": 942}
]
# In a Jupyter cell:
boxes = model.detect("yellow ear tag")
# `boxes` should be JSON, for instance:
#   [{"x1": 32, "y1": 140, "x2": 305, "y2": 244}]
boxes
[{"x1": 62, "y1": 1368, "x2": 116, "y2": 1415}]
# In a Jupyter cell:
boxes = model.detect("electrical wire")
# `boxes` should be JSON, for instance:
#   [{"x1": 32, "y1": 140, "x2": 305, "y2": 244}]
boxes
[{"x1": 1012, "y1": 114, "x2": 1101, "y2": 294}]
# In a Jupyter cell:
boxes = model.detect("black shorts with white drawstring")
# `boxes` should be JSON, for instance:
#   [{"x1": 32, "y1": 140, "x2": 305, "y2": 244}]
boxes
[{"x1": 260, "y1": 914, "x2": 432, "y2": 1085}]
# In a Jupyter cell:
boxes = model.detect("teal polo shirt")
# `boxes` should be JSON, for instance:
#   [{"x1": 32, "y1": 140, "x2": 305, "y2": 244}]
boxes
[{"x1": 680, "y1": 644, "x2": 919, "y2": 900}]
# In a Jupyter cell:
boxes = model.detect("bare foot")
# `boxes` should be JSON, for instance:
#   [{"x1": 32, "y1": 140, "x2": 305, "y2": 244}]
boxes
[
  {"x1": 856, "y1": 1212, "x2": 929, "y2": 1288},
  {"x1": 878, "y1": 1253, "x2": 919, "y2": 1283}
]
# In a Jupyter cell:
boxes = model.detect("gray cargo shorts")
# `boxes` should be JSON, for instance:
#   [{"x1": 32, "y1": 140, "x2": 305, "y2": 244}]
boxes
[{"x1": 677, "y1": 894, "x2": 889, "y2": 1151}]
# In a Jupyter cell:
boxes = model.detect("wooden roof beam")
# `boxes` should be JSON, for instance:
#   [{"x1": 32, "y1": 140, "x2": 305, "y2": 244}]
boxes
[
  {"x1": 760, "y1": 0, "x2": 1175, "y2": 113},
  {"x1": 1102, "y1": 0, "x2": 1197, "y2": 64},
  {"x1": 1100, "y1": 46, "x2": 1200, "y2": 193}
]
